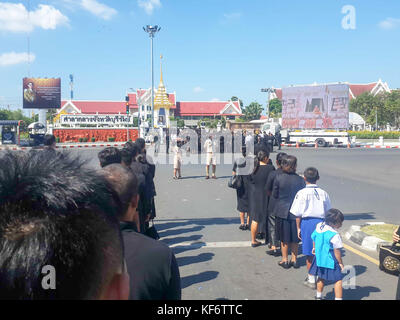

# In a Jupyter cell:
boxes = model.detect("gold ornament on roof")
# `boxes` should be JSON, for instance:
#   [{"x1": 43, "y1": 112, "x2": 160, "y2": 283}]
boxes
[{"x1": 154, "y1": 55, "x2": 172, "y2": 108}]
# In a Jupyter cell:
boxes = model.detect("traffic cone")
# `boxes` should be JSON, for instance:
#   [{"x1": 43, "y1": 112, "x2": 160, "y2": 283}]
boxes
[
  {"x1": 296, "y1": 142, "x2": 299, "y2": 148},
  {"x1": 315, "y1": 142, "x2": 318, "y2": 149},
  {"x1": 347, "y1": 142, "x2": 351, "y2": 149}
]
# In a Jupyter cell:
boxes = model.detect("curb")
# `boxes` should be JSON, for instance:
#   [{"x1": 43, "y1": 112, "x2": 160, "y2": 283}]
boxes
[
  {"x1": 0, "y1": 143, "x2": 127, "y2": 151},
  {"x1": 282, "y1": 143, "x2": 400, "y2": 149},
  {"x1": 344, "y1": 222, "x2": 391, "y2": 252}
]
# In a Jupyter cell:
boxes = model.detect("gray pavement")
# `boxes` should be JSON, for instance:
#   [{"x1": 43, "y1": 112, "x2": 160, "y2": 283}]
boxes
[{"x1": 23, "y1": 147, "x2": 400, "y2": 299}]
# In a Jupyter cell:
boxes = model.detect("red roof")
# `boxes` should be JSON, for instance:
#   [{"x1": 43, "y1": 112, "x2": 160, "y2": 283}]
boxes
[
  {"x1": 61, "y1": 100, "x2": 133, "y2": 114},
  {"x1": 176, "y1": 101, "x2": 241, "y2": 116},
  {"x1": 349, "y1": 83, "x2": 377, "y2": 97}
]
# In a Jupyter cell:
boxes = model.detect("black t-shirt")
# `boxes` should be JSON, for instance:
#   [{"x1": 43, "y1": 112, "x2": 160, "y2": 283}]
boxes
[{"x1": 121, "y1": 222, "x2": 181, "y2": 300}]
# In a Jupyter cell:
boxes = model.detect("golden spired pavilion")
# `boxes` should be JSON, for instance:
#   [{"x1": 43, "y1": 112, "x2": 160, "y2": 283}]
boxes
[{"x1": 153, "y1": 55, "x2": 173, "y2": 128}]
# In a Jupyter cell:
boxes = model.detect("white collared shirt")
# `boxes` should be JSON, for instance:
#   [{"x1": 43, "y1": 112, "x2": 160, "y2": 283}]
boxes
[{"x1": 290, "y1": 184, "x2": 331, "y2": 219}]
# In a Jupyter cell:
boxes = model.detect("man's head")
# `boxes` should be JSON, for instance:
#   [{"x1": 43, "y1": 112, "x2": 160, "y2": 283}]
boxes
[
  {"x1": 120, "y1": 147, "x2": 133, "y2": 168},
  {"x1": 44, "y1": 134, "x2": 56, "y2": 148},
  {"x1": 101, "y1": 164, "x2": 139, "y2": 223},
  {"x1": 0, "y1": 151, "x2": 129, "y2": 300},
  {"x1": 276, "y1": 152, "x2": 287, "y2": 168},
  {"x1": 135, "y1": 138, "x2": 146, "y2": 153},
  {"x1": 98, "y1": 147, "x2": 121, "y2": 168},
  {"x1": 304, "y1": 167, "x2": 320, "y2": 184}
]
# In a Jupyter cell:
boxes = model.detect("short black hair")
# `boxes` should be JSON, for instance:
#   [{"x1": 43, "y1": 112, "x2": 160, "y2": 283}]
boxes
[
  {"x1": 98, "y1": 147, "x2": 121, "y2": 168},
  {"x1": 282, "y1": 155, "x2": 297, "y2": 173},
  {"x1": 44, "y1": 134, "x2": 56, "y2": 146},
  {"x1": 0, "y1": 151, "x2": 124, "y2": 300},
  {"x1": 304, "y1": 167, "x2": 320, "y2": 184},
  {"x1": 325, "y1": 209, "x2": 344, "y2": 227},
  {"x1": 257, "y1": 149, "x2": 270, "y2": 162},
  {"x1": 121, "y1": 147, "x2": 133, "y2": 167},
  {"x1": 135, "y1": 138, "x2": 146, "y2": 152},
  {"x1": 276, "y1": 152, "x2": 287, "y2": 166},
  {"x1": 101, "y1": 164, "x2": 138, "y2": 219}
]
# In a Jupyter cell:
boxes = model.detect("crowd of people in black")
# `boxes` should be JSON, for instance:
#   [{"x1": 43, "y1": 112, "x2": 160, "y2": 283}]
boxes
[{"x1": 0, "y1": 133, "x2": 399, "y2": 300}]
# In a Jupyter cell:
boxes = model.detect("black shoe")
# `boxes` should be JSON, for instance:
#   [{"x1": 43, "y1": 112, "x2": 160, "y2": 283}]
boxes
[
  {"x1": 278, "y1": 261, "x2": 291, "y2": 269},
  {"x1": 256, "y1": 233, "x2": 265, "y2": 240},
  {"x1": 266, "y1": 249, "x2": 281, "y2": 257},
  {"x1": 251, "y1": 242, "x2": 262, "y2": 248},
  {"x1": 239, "y1": 224, "x2": 246, "y2": 230},
  {"x1": 245, "y1": 224, "x2": 249, "y2": 230},
  {"x1": 290, "y1": 261, "x2": 300, "y2": 269}
]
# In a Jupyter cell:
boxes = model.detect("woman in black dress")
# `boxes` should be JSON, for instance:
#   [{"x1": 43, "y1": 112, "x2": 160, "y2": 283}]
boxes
[
  {"x1": 265, "y1": 152, "x2": 287, "y2": 256},
  {"x1": 232, "y1": 148, "x2": 252, "y2": 230},
  {"x1": 273, "y1": 155, "x2": 305, "y2": 268},
  {"x1": 248, "y1": 150, "x2": 275, "y2": 247}
]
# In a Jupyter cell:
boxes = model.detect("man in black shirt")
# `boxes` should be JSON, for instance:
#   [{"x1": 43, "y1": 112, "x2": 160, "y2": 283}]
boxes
[{"x1": 102, "y1": 164, "x2": 181, "y2": 300}]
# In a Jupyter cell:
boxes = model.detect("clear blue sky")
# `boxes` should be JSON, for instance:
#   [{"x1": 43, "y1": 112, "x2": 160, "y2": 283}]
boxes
[{"x1": 1, "y1": 0, "x2": 399, "y2": 112}]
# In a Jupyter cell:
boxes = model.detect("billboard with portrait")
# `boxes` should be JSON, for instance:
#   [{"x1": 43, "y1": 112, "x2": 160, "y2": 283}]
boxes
[
  {"x1": 23, "y1": 78, "x2": 61, "y2": 109},
  {"x1": 282, "y1": 84, "x2": 350, "y2": 129}
]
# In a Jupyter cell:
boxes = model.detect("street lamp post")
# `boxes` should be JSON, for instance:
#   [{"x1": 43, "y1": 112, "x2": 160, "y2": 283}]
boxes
[
  {"x1": 143, "y1": 25, "x2": 161, "y2": 129},
  {"x1": 261, "y1": 87, "x2": 276, "y2": 119}
]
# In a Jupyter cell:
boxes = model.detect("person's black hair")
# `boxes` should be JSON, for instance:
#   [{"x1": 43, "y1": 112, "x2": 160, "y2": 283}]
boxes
[
  {"x1": 121, "y1": 147, "x2": 133, "y2": 167},
  {"x1": 101, "y1": 164, "x2": 138, "y2": 219},
  {"x1": 281, "y1": 155, "x2": 297, "y2": 173},
  {"x1": 0, "y1": 151, "x2": 124, "y2": 300},
  {"x1": 135, "y1": 138, "x2": 146, "y2": 153},
  {"x1": 304, "y1": 167, "x2": 320, "y2": 184},
  {"x1": 44, "y1": 134, "x2": 56, "y2": 147},
  {"x1": 257, "y1": 150, "x2": 270, "y2": 162},
  {"x1": 98, "y1": 147, "x2": 121, "y2": 168},
  {"x1": 325, "y1": 209, "x2": 344, "y2": 227},
  {"x1": 276, "y1": 152, "x2": 287, "y2": 167}
]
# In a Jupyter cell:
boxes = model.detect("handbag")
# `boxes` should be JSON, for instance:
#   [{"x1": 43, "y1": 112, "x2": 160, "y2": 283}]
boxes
[
  {"x1": 145, "y1": 220, "x2": 160, "y2": 240},
  {"x1": 379, "y1": 243, "x2": 400, "y2": 276},
  {"x1": 228, "y1": 174, "x2": 242, "y2": 189}
]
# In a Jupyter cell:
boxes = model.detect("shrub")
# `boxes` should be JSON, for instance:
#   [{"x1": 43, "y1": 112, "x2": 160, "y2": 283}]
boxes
[
  {"x1": 56, "y1": 137, "x2": 60, "y2": 143},
  {"x1": 91, "y1": 137, "x2": 96, "y2": 142},
  {"x1": 78, "y1": 138, "x2": 84, "y2": 143},
  {"x1": 108, "y1": 137, "x2": 115, "y2": 142},
  {"x1": 348, "y1": 131, "x2": 400, "y2": 139}
]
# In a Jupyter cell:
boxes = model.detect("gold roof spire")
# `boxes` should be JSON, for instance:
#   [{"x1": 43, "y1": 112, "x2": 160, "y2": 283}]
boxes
[{"x1": 154, "y1": 54, "x2": 172, "y2": 108}]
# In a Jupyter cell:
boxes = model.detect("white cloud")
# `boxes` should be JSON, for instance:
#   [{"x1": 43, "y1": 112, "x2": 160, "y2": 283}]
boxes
[
  {"x1": 81, "y1": 0, "x2": 117, "y2": 20},
  {"x1": 193, "y1": 86, "x2": 204, "y2": 93},
  {"x1": 221, "y1": 12, "x2": 242, "y2": 24},
  {"x1": 0, "y1": 52, "x2": 36, "y2": 67},
  {"x1": 378, "y1": 17, "x2": 400, "y2": 30},
  {"x1": 0, "y1": 3, "x2": 69, "y2": 33},
  {"x1": 138, "y1": 0, "x2": 161, "y2": 15}
]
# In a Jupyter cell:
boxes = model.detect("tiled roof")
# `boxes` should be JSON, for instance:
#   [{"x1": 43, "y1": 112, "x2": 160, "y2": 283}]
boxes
[{"x1": 176, "y1": 101, "x2": 241, "y2": 116}]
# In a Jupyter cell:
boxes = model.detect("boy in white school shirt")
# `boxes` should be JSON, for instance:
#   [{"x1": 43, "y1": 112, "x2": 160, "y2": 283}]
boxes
[{"x1": 290, "y1": 167, "x2": 331, "y2": 289}]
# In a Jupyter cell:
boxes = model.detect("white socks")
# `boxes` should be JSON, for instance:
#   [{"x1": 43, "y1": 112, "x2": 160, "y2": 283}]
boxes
[
  {"x1": 308, "y1": 275, "x2": 316, "y2": 283},
  {"x1": 316, "y1": 291, "x2": 322, "y2": 299}
]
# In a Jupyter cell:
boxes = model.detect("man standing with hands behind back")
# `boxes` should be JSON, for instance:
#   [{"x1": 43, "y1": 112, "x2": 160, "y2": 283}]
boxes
[{"x1": 204, "y1": 135, "x2": 217, "y2": 179}]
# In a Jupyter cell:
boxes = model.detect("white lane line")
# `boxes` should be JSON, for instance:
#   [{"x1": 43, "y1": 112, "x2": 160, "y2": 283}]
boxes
[{"x1": 168, "y1": 241, "x2": 252, "y2": 249}]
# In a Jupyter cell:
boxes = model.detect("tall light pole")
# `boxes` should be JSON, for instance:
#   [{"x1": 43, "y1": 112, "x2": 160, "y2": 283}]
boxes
[
  {"x1": 143, "y1": 25, "x2": 161, "y2": 129},
  {"x1": 261, "y1": 87, "x2": 276, "y2": 119}
]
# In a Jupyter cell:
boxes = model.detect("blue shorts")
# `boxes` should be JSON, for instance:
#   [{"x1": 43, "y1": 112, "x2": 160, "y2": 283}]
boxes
[{"x1": 301, "y1": 218, "x2": 324, "y2": 256}]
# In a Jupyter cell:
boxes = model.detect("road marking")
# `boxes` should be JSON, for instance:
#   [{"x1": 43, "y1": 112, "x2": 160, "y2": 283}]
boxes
[
  {"x1": 343, "y1": 243, "x2": 379, "y2": 266},
  {"x1": 169, "y1": 241, "x2": 252, "y2": 249}
]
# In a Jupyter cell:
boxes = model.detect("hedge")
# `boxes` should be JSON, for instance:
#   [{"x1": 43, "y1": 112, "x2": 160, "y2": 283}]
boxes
[{"x1": 348, "y1": 131, "x2": 400, "y2": 139}]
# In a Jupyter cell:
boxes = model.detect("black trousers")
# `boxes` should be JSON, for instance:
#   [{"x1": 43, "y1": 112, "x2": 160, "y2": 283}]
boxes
[{"x1": 267, "y1": 214, "x2": 280, "y2": 247}]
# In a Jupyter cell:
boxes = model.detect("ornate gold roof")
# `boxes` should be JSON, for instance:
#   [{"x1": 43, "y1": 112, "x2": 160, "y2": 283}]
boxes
[{"x1": 154, "y1": 55, "x2": 172, "y2": 109}]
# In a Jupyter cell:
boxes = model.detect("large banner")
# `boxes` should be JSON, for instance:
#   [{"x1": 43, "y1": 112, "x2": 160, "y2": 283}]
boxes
[
  {"x1": 282, "y1": 84, "x2": 349, "y2": 129},
  {"x1": 23, "y1": 78, "x2": 61, "y2": 109},
  {"x1": 60, "y1": 114, "x2": 134, "y2": 126}
]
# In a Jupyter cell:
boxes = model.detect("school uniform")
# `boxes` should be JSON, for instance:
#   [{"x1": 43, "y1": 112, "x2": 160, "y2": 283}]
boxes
[
  {"x1": 290, "y1": 184, "x2": 331, "y2": 256},
  {"x1": 309, "y1": 222, "x2": 344, "y2": 283},
  {"x1": 272, "y1": 172, "x2": 306, "y2": 243},
  {"x1": 173, "y1": 145, "x2": 182, "y2": 170}
]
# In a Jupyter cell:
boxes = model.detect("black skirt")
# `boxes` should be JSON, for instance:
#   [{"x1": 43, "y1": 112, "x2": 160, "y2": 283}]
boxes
[
  {"x1": 276, "y1": 215, "x2": 300, "y2": 244},
  {"x1": 236, "y1": 185, "x2": 249, "y2": 213}
]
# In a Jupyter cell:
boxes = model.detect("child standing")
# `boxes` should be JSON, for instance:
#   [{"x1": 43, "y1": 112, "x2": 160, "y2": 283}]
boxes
[
  {"x1": 309, "y1": 209, "x2": 345, "y2": 300},
  {"x1": 290, "y1": 167, "x2": 331, "y2": 288}
]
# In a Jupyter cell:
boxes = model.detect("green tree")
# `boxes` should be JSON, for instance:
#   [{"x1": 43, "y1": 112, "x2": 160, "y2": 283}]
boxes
[
  {"x1": 349, "y1": 92, "x2": 389, "y2": 128},
  {"x1": 241, "y1": 102, "x2": 263, "y2": 121},
  {"x1": 268, "y1": 98, "x2": 282, "y2": 117},
  {"x1": 385, "y1": 90, "x2": 400, "y2": 128}
]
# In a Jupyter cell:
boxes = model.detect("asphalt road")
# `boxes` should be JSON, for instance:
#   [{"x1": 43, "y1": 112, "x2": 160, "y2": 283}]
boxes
[
  {"x1": 68, "y1": 146, "x2": 399, "y2": 300},
  {"x1": 2, "y1": 146, "x2": 397, "y2": 299}
]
